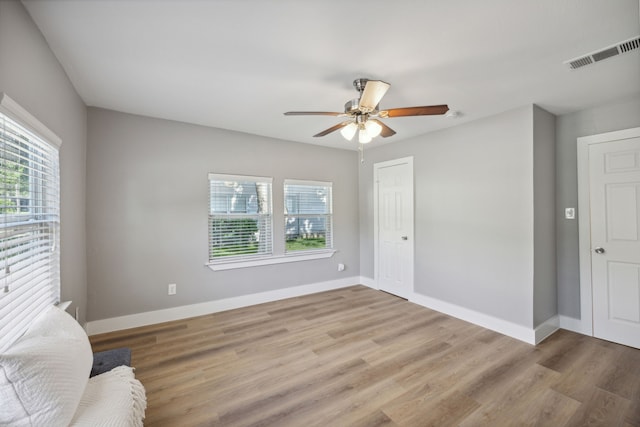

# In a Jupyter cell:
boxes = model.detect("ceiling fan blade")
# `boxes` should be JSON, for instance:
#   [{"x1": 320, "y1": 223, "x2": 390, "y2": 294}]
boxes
[
  {"x1": 284, "y1": 111, "x2": 343, "y2": 116},
  {"x1": 380, "y1": 104, "x2": 449, "y2": 118},
  {"x1": 369, "y1": 119, "x2": 396, "y2": 138},
  {"x1": 313, "y1": 121, "x2": 351, "y2": 137},
  {"x1": 359, "y1": 80, "x2": 390, "y2": 113}
]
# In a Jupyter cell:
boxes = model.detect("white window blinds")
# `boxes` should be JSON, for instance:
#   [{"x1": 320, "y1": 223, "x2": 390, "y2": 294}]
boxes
[
  {"x1": 0, "y1": 94, "x2": 61, "y2": 352},
  {"x1": 284, "y1": 180, "x2": 332, "y2": 253},
  {"x1": 208, "y1": 174, "x2": 273, "y2": 262}
]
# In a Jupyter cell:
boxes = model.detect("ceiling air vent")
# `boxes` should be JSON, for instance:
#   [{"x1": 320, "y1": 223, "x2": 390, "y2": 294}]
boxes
[{"x1": 564, "y1": 35, "x2": 640, "y2": 70}]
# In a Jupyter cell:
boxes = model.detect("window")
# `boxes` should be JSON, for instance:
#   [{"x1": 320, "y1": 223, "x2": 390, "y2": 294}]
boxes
[
  {"x1": 0, "y1": 94, "x2": 61, "y2": 350},
  {"x1": 208, "y1": 174, "x2": 273, "y2": 262},
  {"x1": 284, "y1": 180, "x2": 332, "y2": 253}
]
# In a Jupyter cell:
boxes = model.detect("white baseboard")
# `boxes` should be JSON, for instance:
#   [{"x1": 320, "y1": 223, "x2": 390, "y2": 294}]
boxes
[
  {"x1": 409, "y1": 292, "x2": 537, "y2": 345},
  {"x1": 558, "y1": 315, "x2": 590, "y2": 336},
  {"x1": 86, "y1": 276, "x2": 361, "y2": 336},
  {"x1": 534, "y1": 315, "x2": 559, "y2": 344},
  {"x1": 86, "y1": 276, "x2": 569, "y2": 346},
  {"x1": 358, "y1": 276, "x2": 377, "y2": 289}
]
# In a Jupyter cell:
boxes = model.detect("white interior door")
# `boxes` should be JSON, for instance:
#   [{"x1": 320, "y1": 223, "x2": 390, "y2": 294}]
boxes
[
  {"x1": 374, "y1": 157, "x2": 414, "y2": 299},
  {"x1": 589, "y1": 136, "x2": 640, "y2": 349}
]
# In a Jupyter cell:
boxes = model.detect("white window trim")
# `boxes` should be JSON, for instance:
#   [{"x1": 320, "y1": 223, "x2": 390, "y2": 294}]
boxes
[
  {"x1": 0, "y1": 93, "x2": 61, "y2": 147},
  {"x1": 206, "y1": 249, "x2": 335, "y2": 271},
  {"x1": 207, "y1": 176, "x2": 336, "y2": 271},
  {"x1": 283, "y1": 179, "x2": 332, "y2": 187},
  {"x1": 208, "y1": 173, "x2": 272, "y2": 183}
]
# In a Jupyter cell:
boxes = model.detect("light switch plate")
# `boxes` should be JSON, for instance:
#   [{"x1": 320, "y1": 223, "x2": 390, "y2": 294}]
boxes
[{"x1": 565, "y1": 208, "x2": 575, "y2": 219}]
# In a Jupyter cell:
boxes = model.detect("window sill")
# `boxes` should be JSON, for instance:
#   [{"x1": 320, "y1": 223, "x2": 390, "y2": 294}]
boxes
[
  {"x1": 207, "y1": 250, "x2": 336, "y2": 271},
  {"x1": 56, "y1": 300, "x2": 72, "y2": 311}
]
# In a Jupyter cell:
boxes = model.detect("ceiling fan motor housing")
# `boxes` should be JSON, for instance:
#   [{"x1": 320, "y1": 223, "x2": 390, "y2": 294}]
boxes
[
  {"x1": 346, "y1": 78, "x2": 375, "y2": 115},
  {"x1": 344, "y1": 99, "x2": 360, "y2": 114},
  {"x1": 353, "y1": 78, "x2": 369, "y2": 93},
  {"x1": 344, "y1": 100, "x2": 373, "y2": 126}
]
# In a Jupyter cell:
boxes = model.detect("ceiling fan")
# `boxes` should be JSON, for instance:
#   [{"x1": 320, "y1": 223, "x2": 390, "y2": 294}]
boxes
[{"x1": 284, "y1": 78, "x2": 449, "y2": 144}]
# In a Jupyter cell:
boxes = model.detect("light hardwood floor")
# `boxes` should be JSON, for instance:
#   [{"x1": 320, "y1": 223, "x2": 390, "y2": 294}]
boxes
[{"x1": 89, "y1": 286, "x2": 640, "y2": 426}]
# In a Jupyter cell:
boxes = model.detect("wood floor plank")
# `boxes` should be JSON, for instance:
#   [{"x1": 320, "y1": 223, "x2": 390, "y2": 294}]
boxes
[
  {"x1": 564, "y1": 388, "x2": 630, "y2": 427},
  {"x1": 309, "y1": 377, "x2": 406, "y2": 427},
  {"x1": 626, "y1": 401, "x2": 640, "y2": 427},
  {"x1": 90, "y1": 285, "x2": 640, "y2": 426},
  {"x1": 459, "y1": 364, "x2": 568, "y2": 426},
  {"x1": 505, "y1": 388, "x2": 582, "y2": 427},
  {"x1": 536, "y1": 329, "x2": 590, "y2": 373},
  {"x1": 596, "y1": 345, "x2": 640, "y2": 400},
  {"x1": 460, "y1": 343, "x2": 541, "y2": 404},
  {"x1": 391, "y1": 333, "x2": 510, "y2": 393},
  {"x1": 216, "y1": 357, "x2": 371, "y2": 426},
  {"x1": 385, "y1": 389, "x2": 481, "y2": 427},
  {"x1": 551, "y1": 340, "x2": 619, "y2": 402},
  {"x1": 349, "y1": 410, "x2": 398, "y2": 427}
]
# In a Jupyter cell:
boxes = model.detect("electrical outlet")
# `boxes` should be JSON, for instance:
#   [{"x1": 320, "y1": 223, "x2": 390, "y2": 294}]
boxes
[
  {"x1": 168, "y1": 283, "x2": 177, "y2": 295},
  {"x1": 338, "y1": 263, "x2": 345, "y2": 272}
]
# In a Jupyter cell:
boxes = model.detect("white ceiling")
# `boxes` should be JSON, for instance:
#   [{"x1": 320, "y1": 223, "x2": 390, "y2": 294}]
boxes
[{"x1": 22, "y1": 0, "x2": 640, "y2": 150}]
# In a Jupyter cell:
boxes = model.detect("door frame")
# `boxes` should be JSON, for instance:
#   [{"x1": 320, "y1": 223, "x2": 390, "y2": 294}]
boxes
[
  {"x1": 577, "y1": 126, "x2": 640, "y2": 336},
  {"x1": 373, "y1": 156, "x2": 414, "y2": 296}
]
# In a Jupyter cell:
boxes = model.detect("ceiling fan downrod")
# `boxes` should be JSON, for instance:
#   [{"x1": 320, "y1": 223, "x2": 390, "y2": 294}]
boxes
[{"x1": 353, "y1": 78, "x2": 369, "y2": 94}]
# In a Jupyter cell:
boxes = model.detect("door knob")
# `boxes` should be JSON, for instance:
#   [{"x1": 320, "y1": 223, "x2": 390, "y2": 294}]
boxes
[
  {"x1": 594, "y1": 247, "x2": 605, "y2": 254},
  {"x1": 401, "y1": 236, "x2": 408, "y2": 241}
]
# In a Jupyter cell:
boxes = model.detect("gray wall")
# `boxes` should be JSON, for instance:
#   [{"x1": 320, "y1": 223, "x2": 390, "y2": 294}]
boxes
[
  {"x1": 556, "y1": 95, "x2": 640, "y2": 319},
  {"x1": 86, "y1": 108, "x2": 359, "y2": 321},
  {"x1": 360, "y1": 106, "x2": 537, "y2": 327},
  {"x1": 532, "y1": 106, "x2": 557, "y2": 327},
  {"x1": 0, "y1": 0, "x2": 88, "y2": 323}
]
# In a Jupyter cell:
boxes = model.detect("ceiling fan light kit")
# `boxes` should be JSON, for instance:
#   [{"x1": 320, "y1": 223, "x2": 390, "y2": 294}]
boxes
[
  {"x1": 358, "y1": 127, "x2": 372, "y2": 144},
  {"x1": 365, "y1": 119, "x2": 382, "y2": 137},
  {"x1": 340, "y1": 122, "x2": 357, "y2": 140},
  {"x1": 285, "y1": 78, "x2": 449, "y2": 146}
]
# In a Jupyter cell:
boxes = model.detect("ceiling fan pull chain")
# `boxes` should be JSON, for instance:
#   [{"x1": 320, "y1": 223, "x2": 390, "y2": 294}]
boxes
[{"x1": 359, "y1": 143, "x2": 365, "y2": 164}]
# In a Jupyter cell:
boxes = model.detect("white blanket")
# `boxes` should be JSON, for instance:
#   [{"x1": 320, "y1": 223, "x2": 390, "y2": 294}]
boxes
[{"x1": 70, "y1": 366, "x2": 147, "y2": 427}]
